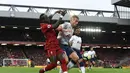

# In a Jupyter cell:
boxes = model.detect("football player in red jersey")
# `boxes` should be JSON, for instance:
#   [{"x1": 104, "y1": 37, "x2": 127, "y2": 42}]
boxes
[{"x1": 39, "y1": 10, "x2": 68, "y2": 73}]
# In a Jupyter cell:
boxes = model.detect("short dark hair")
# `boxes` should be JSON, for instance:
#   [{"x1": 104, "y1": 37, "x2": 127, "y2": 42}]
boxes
[
  {"x1": 73, "y1": 26, "x2": 80, "y2": 35},
  {"x1": 39, "y1": 13, "x2": 50, "y2": 23},
  {"x1": 74, "y1": 26, "x2": 80, "y2": 31},
  {"x1": 39, "y1": 13, "x2": 47, "y2": 20}
]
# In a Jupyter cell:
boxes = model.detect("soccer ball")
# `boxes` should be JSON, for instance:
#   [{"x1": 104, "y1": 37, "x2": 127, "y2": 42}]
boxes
[
  {"x1": 87, "y1": 55, "x2": 91, "y2": 60},
  {"x1": 82, "y1": 52, "x2": 91, "y2": 60}
]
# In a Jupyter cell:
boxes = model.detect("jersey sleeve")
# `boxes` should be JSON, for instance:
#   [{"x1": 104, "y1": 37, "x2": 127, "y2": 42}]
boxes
[
  {"x1": 61, "y1": 22, "x2": 68, "y2": 29},
  {"x1": 40, "y1": 24, "x2": 53, "y2": 33}
]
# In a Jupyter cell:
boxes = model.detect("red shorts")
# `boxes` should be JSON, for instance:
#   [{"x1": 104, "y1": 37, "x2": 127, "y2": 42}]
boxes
[{"x1": 45, "y1": 47, "x2": 64, "y2": 57}]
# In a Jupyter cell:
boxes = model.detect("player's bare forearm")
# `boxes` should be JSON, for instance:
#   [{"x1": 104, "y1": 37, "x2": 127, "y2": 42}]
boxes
[
  {"x1": 52, "y1": 10, "x2": 66, "y2": 29},
  {"x1": 48, "y1": 11, "x2": 58, "y2": 20},
  {"x1": 52, "y1": 18, "x2": 62, "y2": 29}
]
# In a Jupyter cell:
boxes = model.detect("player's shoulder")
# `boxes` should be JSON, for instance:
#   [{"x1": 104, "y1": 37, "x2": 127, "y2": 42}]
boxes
[
  {"x1": 88, "y1": 51, "x2": 91, "y2": 53},
  {"x1": 63, "y1": 22, "x2": 70, "y2": 24},
  {"x1": 72, "y1": 35, "x2": 76, "y2": 37},
  {"x1": 70, "y1": 35, "x2": 74, "y2": 39},
  {"x1": 40, "y1": 23, "x2": 48, "y2": 27},
  {"x1": 60, "y1": 22, "x2": 71, "y2": 29},
  {"x1": 62, "y1": 22, "x2": 71, "y2": 25},
  {"x1": 76, "y1": 35, "x2": 81, "y2": 39}
]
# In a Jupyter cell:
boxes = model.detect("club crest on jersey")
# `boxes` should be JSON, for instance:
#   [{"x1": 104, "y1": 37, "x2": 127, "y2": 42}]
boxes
[{"x1": 47, "y1": 25, "x2": 51, "y2": 28}]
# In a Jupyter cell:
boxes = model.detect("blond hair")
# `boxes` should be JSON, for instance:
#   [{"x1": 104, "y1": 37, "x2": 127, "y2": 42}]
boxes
[{"x1": 71, "y1": 15, "x2": 79, "y2": 20}]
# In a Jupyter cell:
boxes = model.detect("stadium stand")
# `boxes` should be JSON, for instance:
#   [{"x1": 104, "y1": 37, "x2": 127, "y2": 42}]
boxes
[{"x1": 0, "y1": 3, "x2": 130, "y2": 68}]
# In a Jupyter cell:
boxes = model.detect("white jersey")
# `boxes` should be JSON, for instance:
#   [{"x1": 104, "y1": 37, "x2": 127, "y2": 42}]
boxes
[
  {"x1": 58, "y1": 22, "x2": 74, "y2": 45},
  {"x1": 69, "y1": 35, "x2": 82, "y2": 50},
  {"x1": 88, "y1": 50, "x2": 96, "y2": 58},
  {"x1": 46, "y1": 58, "x2": 50, "y2": 63}
]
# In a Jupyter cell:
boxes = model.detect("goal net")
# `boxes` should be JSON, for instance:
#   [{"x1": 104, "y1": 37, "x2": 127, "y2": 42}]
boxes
[{"x1": 3, "y1": 58, "x2": 29, "y2": 67}]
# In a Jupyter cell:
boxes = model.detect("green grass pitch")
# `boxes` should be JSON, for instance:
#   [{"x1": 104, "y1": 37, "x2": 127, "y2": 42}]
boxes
[{"x1": 0, "y1": 67, "x2": 130, "y2": 73}]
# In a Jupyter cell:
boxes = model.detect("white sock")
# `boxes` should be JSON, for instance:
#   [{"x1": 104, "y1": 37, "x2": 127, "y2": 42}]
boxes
[
  {"x1": 59, "y1": 67, "x2": 62, "y2": 73},
  {"x1": 67, "y1": 61, "x2": 75, "y2": 69},
  {"x1": 88, "y1": 65, "x2": 92, "y2": 69},
  {"x1": 59, "y1": 67, "x2": 68, "y2": 73},
  {"x1": 63, "y1": 71, "x2": 68, "y2": 73},
  {"x1": 80, "y1": 67, "x2": 85, "y2": 73}
]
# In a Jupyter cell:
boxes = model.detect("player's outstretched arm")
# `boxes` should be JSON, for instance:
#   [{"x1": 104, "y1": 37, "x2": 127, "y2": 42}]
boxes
[
  {"x1": 48, "y1": 10, "x2": 64, "y2": 20},
  {"x1": 52, "y1": 10, "x2": 67, "y2": 29}
]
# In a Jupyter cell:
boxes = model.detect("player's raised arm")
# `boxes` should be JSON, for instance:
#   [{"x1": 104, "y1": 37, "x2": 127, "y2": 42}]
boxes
[{"x1": 52, "y1": 10, "x2": 66, "y2": 29}]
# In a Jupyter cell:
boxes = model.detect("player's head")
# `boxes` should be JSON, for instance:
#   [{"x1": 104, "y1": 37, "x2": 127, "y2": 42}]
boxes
[
  {"x1": 82, "y1": 48, "x2": 85, "y2": 51},
  {"x1": 70, "y1": 15, "x2": 79, "y2": 27},
  {"x1": 74, "y1": 27, "x2": 80, "y2": 36},
  {"x1": 90, "y1": 47, "x2": 94, "y2": 51},
  {"x1": 39, "y1": 13, "x2": 50, "y2": 23}
]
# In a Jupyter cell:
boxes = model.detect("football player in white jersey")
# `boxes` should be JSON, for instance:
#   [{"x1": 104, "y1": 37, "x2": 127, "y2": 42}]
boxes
[
  {"x1": 69, "y1": 27, "x2": 85, "y2": 73},
  {"x1": 57, "y1": 15, "x2": 80, "y2": 73},
  {"x1": 88, "y1": 47, "x2": 97, "y2": 69}
]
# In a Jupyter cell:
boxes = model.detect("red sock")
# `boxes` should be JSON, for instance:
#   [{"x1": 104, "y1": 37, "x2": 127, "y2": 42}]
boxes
[
  {"x1": 60, "y1": 58, "x2": 68, "y2": 72},
  {"x1": 39, "y1": 63, "x2": 57, "y2": 73},
  {"x1": 45, "y1": 63, "x2": 57, "y2": 71}
]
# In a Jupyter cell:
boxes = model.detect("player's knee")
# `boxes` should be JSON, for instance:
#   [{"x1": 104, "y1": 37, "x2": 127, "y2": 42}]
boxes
[
  {"x1": 58, "y1": 53, "x2": 69, "y2": 63},
  {"x1": 65, "y1": 56, "x2": 69, "y2": 63},
  {"x1": 70, "y1": 53, "x2": 79, "y2": 62},
  {"x1": 74, "y1": 56, "x2": 79, "y2": 62},
  {"x1": 62, "y1": 53, "x2": 69, "y2": 63},
  {"x1": 92, "y1": 61, "x2": 95, "y2": 65}
]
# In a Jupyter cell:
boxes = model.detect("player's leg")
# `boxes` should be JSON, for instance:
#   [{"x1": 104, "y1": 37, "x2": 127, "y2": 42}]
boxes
[
  {"x1": 60, "y1": 45, "x2": 69, "y2": 63},
  {"x1": 58, "y1": 45, "x2": 69, "y2": 73},
  {"x1": 66, "y1": 46, "x2": 82, "y2": 68},
  {"x1": 68, "y1": 50, "x2": 81, "y2": 69},
  {"x1": 69, "y1": 51, "x2": 79, "y2": 62},
  {"x1": 74, "y1": 48, "x2": 85, "y2": 73},
  {"x1": 89, "y1": 58, "x2": 96, "y2": 69},
  {"x1": 59, "y1": 45, "x2": 79, "y2": 73},
  {"x1": 63, "y1": 52, "x2": 69, "y2": 63},
  {"x1": 39, "y1": 50, "x2": 57, "y2": 73},
  {"x1": 63, "y1": 46, "x2": 79, "y2": 69},
  {"x1": 88, "y1": 60, "x2": 92, "y2": 69},
  {"x1": 78, "y1": 58, "x2": 85, "y2": 73},
  {"x1": 92, "y1": 58, "x2": 96, "y2": 66},
  {"x1": 57, "y1": 48, "x2": 68, "y2": 73},
  {"x1": 64, "y1": 46, "x2": 79, "y2": 64}
]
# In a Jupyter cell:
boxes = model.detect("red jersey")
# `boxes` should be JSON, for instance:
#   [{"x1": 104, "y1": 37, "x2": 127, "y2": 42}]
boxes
[{"x1": 40, "y1": 23, "x2": 60, "y2": 50}]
